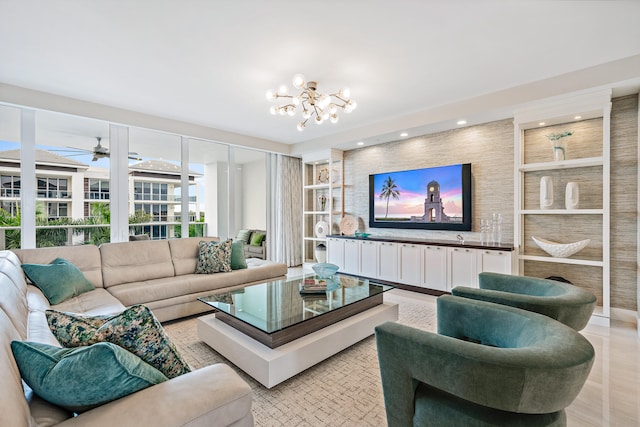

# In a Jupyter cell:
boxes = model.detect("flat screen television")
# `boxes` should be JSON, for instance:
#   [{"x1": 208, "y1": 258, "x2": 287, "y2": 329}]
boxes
[{"x1": 369, "y1": 163, "x2": 471, "y2": 231}]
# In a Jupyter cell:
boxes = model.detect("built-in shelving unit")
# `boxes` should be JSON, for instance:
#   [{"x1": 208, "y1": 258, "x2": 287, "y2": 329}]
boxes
[
  {"x1": 302, "y1": 149, "x2": 344, "y2": 265},
  {"x1": 514, "y1": 90, "x2": 611, "y2": 326}
]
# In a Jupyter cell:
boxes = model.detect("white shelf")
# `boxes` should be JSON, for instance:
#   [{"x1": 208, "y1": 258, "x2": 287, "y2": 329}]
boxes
[
  {"x1": 514, "y1": 91, "x2": 611, "y2": 323},
  {"x1": 519, "y1": 254, "x2": 603, "y2": 267},
  {"x1": 302, "y1": 149, "x2": 344, "y2": 264},
  {"x1": 520, "y1": 209, "x2": 603, "y2": 215},
  {"x1": 303, "y1": 237, "x2": 327, "y2": 242},
  {"x1": 303, "y1": 184, "x2": 331, "y2": 190},
  {"x1": 518, "y1": 156, "x2": 603, "y2": 172}
]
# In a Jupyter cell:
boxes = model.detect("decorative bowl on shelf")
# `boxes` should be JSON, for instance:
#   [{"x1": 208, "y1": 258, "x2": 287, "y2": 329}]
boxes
[
  {"x1": 312, "y1": 263, "x2": 339, "y2": 278},
  {"x1": 354, "y1": 232, "x2": 370, "y2": 238},
  {"x1": 531, "y1": 236, "x2": 590, "y2": 258}
]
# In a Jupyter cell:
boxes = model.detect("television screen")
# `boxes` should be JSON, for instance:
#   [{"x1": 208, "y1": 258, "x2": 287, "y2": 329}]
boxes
[{"x1": 369, "y1": 163, "x2": 471, "y2": 231}]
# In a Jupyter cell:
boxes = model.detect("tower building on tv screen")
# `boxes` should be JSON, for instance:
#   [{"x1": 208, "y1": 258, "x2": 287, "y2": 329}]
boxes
[{"x1": 410, "y1": 180, "x2": 461, "y2": 223}]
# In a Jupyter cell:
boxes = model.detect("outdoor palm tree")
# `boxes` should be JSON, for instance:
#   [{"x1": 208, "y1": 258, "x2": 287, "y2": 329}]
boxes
[{"x1": 379, "y1": 176, "x2": 400, "y2": 218}]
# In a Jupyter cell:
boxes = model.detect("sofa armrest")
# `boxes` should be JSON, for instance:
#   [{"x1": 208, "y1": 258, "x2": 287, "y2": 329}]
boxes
[{"x1": 57, "y1": 364, "x2": 252, "y2": 427}]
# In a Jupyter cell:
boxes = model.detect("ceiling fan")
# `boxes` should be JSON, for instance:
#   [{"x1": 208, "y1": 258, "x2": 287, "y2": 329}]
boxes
[{"x1": 52, "y1": 137, "x2": 142, "y2": 162}]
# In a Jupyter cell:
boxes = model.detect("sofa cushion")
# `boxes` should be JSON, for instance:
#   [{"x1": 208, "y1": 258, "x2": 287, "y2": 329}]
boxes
[
  {"x1": 11, "y1": 340, "x2": 167, "y2": 413},
  {"x1": 168, "y1": 237, "x2": 219, "y2": 276},
  {"x1": 21, "y1": 258, "x2": 95, "y2": 305},
  {"x1": 13, "y1": 245, "x2": 104, "y2": 288},
  {"x1": 195, "y1": 240, "x2": 232, "y2": 274},
  {"x1": 250, "y1": 232, "x2": 265, "y2": 246},
  {"x1": 231, "y1": 240, "x2": 247, "y2": 270},
  {"x1": 100, "y1": 240, "x2": 175, "y2": 288},
  {"x1": 46, "y1": 304, "x2": 191, "y2": 379},
  {"x1": 236, "y1": 229, "x2": 252, "y2": 244}
]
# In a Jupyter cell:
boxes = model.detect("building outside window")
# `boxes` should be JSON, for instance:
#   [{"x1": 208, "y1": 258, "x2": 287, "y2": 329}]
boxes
[
  {"x1": 88, "y1": 178, "x2": 110, "y2": 200},
  {"x1": 46, "y1": 202, "x2": 68, "y2": 219},
  {"x1": 1, "y1": 175, "x2": 20, "y2": 198}
]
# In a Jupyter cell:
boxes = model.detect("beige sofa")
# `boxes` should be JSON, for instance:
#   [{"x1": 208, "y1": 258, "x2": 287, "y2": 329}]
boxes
[
  {"x1": 1, "y1": 237, "x2": 288, "y2": 427},
  {"x1": 237, "y1": 230, "x2": 267, "y2": 260}
]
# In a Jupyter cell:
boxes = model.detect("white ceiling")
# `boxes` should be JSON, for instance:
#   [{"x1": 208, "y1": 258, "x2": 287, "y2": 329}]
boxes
[{"x1": 1, "y1": 1, "x2": 639, "y2": 155}]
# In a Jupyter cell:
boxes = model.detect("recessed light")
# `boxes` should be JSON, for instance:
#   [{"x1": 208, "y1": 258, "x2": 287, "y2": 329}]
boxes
[
  {"x1": 538, "y1": 122, "x2": 546, "y2": 126},
  {"x1": 574, "y1": 116, "x2": 582, "y2": 120},
  {"x1": 457, "y1": 120, "x2": 467, "y2": 125},
  {"x1": 356, "y1": 141, "x2": 364, "y2": 146},
  {"x1": 400, "y1": 132, "x2": 408, "y2": 137}
]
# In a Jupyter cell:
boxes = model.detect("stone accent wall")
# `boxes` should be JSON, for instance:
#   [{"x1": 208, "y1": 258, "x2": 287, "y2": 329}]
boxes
[
  {"x1": 344, "y1": 118, "x2": 514, "y2": 243},
  {"x1": 343, "y1": 94, "x2": 639, "y2": 311},
  {"x1": 610, "y1": 94, "x2": 638, "y2": 311}
]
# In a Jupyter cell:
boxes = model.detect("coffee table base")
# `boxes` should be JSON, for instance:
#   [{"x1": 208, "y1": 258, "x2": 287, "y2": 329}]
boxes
[{"x1": 197, "y1": 302, "x2": 398, "y2": 388}]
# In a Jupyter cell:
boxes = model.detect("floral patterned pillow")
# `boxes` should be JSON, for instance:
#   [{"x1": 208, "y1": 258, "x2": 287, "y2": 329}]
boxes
[
  {"x1": 195, "y1": 239, "x2": 233, "y2": 274},
  {"x1": 46, "y1": 304, "x2": 191, "y2": 379}
]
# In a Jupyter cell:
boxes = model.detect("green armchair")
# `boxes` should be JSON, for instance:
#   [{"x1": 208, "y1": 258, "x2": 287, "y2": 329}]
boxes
[
  {"x1": 452, "y1": 272, "x2": 597, "y2": 330},
  {"x1": 375, "y1": 295, "x2": 595, "y2": 427}
]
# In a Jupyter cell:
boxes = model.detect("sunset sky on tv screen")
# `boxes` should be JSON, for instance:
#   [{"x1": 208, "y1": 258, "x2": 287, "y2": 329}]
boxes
[{"x1": 373, "y1": 164, "x2": 463, "y2": 219}]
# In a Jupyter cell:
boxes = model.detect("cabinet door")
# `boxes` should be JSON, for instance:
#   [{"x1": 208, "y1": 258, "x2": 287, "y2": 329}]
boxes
[
  {"x1": 422, "y1": 245, "x2": 447, "y2": 291},
  {"x1": 359, "y1": 240, "x2": 378, "y2": 278},
  {"x1": 378, "y1": 242, "x2": 399, "y2": 282},
  {"x1": 327, "y1": 238, "x2": 344, "y2": 269},
  {"x1": 478, "y1": 250, "x2": 512, "y2": 275},
  {"x1": 398, "y1": 243, "x2": 422, "y2": 286},
  {"x1": 343, "y1": 239, "x2": 359, "y2": 274},
  {"x1": 448, "y1": 247, "x2": 477, "y2": 289}
]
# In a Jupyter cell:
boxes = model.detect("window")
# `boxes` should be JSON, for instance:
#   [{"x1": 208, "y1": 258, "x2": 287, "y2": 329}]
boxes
[
  {"x1": 37, "y1": 177, "x2": 70, "y2": 199},
  {"x1": 1, "y1": 175, "x2": 20, "y2": 197},
  {"x1": 47, "y1": 202, "x2": 68, "y2": 219},
  {"x1": 134, "y1": 203, "x2": 168, "y2": 221},
  {"x1": 88, "y1": 179, "x2": 110, "y2": 200}
]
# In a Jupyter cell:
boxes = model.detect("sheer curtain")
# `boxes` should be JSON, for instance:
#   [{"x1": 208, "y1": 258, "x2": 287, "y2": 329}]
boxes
[{"x1": 267, "y1": 154, "x2": 302, "y2": 267}]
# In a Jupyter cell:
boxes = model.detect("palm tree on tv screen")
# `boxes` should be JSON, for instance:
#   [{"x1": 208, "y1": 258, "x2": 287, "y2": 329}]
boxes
[{"x1": 379, "y1": 176, "x2": 400, "y2": 219}]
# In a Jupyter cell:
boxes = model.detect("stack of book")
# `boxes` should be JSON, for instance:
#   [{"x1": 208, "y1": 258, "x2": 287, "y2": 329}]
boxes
[{"x1": 299, "y1": 278, "x2": 329, "y2": 294}]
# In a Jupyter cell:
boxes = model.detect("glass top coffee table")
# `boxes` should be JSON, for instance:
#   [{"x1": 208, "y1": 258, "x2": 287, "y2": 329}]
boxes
[
  {"x1": 197, "y1": 273, "x2": 398, "y2": 388},
  {"x1": 198, "y1": 274, "x2": 394, "y2": 348}
]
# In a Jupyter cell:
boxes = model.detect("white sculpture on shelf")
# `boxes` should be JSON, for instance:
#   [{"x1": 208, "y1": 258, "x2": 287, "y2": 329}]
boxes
[
  {"x1": 532, "y1": 236, "x2": 590, "y2": 258},
  {"x1": 540, "y1": 176, "x2": 554, "y2": 210},
  {"x1": 565, "y1": 182, "x2": 579, "y2": 210}
]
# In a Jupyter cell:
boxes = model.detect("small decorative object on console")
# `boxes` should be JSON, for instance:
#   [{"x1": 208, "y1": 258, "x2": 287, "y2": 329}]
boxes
[
  {"x1": 340, "y1": 215, "x2": 357, "y2": 236},
  {"x1": 532, "y1": 236, "x2": 590, "y2": 258}
]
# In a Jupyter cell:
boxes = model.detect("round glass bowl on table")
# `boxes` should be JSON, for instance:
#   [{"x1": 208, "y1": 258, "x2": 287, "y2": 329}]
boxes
[{"x1": 312, "y1": 263, "x2": 339, "y2": 279}]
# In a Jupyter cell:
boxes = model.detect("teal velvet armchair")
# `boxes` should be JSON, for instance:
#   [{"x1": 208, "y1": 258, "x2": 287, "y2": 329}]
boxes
[
  {"x1": 452, "y1": 272, "x2": 597, "y2": 330},
  {"x1": 375, "y1": 295, "x2": 595, "y2": 427}
]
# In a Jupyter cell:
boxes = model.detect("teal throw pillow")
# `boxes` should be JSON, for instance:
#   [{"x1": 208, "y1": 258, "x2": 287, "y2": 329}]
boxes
[
  {"x1": 11, "y1": 340, "x2": 167, "y2": 412},
  {"x1": 250, "y1": 232, "x2": 265, "y2": 246},
  {"x1": 21, "y1": 258, "x2": 95, "y2": 305},
  {"x1": 195, "y1": 239, "x2": 232, "y2": 274},
  {"x1": 46, "y1": 304, "x2": 191, "y2": 379},
  {"x1": 231, "y1": 240, "x2": 248, "y2": 270},
  {"x1": 236, "y1": 229, "x2": 252, "y2": 244}
]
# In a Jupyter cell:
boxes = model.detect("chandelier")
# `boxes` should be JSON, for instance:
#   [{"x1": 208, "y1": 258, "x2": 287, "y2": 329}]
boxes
[{"x1": 266, "y1": 74, "x2": 357, "y2": 131}]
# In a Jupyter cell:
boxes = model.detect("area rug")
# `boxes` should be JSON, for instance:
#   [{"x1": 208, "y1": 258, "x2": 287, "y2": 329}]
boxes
[{"x1": 163, "y1": 290, "x2": 437, "y2": 427}]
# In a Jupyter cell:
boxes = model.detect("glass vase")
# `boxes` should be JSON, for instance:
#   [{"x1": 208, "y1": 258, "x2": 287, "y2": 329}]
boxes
[{"x1": 552, "y1": 139, "x2": 567, "y2": 161}]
